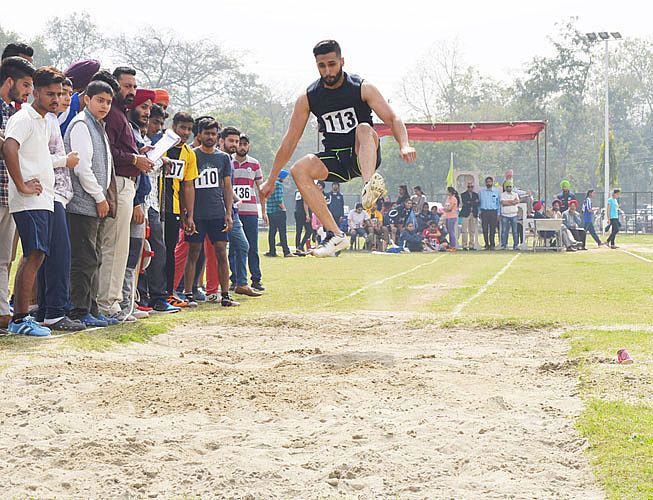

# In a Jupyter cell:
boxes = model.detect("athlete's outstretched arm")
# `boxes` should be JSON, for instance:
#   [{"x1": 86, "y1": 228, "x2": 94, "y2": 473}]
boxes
[
  {"x1": 362, "y1": 82, "x2": 416, "y2": 163},
  {"x1": 260, "y1": 94, "x2": 310, "y2": 199}
]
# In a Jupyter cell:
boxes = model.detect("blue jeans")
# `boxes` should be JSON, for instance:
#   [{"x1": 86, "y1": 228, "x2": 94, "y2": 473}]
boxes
[
  {"x1": 229, "y1": 212, "x2": 250, "y2": 287},
  {"x1": 37, "y1": 202, "x2": 70, "y2": 320},
  {"x1": 501, "y1": 215, "x2": 519, "y2": 249},
  {"x1": 584, "y1": 220, "x2": 601, "y2": 245},
  {"x1": 240, "y1": 214, "x2": 261, "y2": 283}
]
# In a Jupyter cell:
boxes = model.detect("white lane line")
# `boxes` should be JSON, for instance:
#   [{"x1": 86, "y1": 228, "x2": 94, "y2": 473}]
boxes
[
  {"x1": 620, "y1": 249, "x2": 653, "y2": 263},
  {"x1": 452, "y1": 253, "x2": 521, "y2": 316},
  {"x1": 332, "y1": 255, "x2": 444, "y2": 304}
]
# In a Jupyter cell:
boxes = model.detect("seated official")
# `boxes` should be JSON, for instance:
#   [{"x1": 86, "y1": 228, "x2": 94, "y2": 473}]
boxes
[
  {"x1": 348, "y1": 203, "x2": 370, "y2": 248},
  {"x1": 562, "y1": 199, "x2": 586, "y2": 250}
]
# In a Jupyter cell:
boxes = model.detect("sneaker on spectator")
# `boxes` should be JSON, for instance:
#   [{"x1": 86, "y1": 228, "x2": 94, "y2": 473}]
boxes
[
  {"x1": 137, "y1": 305, "x2": 153, "y2": 313},
  {"x1": 361, "y1": 172, "x2": 386, "y2": 210},
  {"x1": 311, "y1": 231, "x2": 350, "y2": 258},
  {"x1": 221, "y1": 295, "x2": 240, "y2": 307},
  {"x1": 80, "y1": 313, "x2": 109, "y2": 328},
  {"x1": 130, "y1": 309, "x2": 150, "y2": 320},
  {"x1": 193, "y1": 289, "x2": 207, "y2": 302},
  {"x1": 111, "y1": 310, "x2": 137, "y2": 322},
  {"x1": 8, "y1": 317, "x2": 51, "y2": 337},
  {"x1": 206, "y1": 293, "x2": 219, "y2": 303},
  {"x1": 150, "y1": 299, "x2": 181, "y2": 314},
  {"x1": 235, "y1": 285, "x2": 262, "y2": 297},
  {"x1": 167, "y1": 295, "x2": 189, "y2": 308},
  {"x1": 96, "y1": 313, "x2": 120, "y2": 326},
  {"x1": 251, "y1": 281, "x2": 265, "y2": 292},
  {"x1": 48, "y1": 316, "x2": 86, "y2": 332},
  {"x1": 184, "y1": 293, "x2": 199, "y2": 308}
]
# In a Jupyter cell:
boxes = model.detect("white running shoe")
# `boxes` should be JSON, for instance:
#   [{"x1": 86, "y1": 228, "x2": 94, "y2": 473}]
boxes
[
  {"x1": 361, "y1": 172, "x2": 387, "y2": 210},
  {"x1": 311, "y1": 231, "x2": 350, "y2": 258}
]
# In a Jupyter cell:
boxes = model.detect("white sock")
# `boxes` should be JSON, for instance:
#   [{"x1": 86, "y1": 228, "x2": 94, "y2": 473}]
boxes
[{"x1": 44, "y1": 316, "x2": 64, "y2": 326}]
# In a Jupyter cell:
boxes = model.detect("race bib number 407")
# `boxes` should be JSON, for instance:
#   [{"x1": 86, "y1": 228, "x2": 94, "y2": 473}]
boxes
[
  {"x1": 321, "y1": 107, "x2": 358, "y2": 134},
  {"x1": 166, "y1": 159, "x2": 185, "y2": 180},
  {"x1": 195, "y1": 168, "x2": 220, "y2": 189},
  {"x1": 234, "y1": 185, "x2": 252, "y2": 201}
]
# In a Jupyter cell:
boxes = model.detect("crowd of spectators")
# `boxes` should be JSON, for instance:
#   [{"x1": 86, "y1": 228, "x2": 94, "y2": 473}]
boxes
[
  {"x1": 0, "y1": 43, "x2": 270, "y2": 337},
  {"x1": 302, "y1": 175, "x2": 622, "y2": 255}
]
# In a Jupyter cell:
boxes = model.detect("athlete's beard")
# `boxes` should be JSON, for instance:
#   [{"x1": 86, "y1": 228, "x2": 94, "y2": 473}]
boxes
[
  {"x1": 322, "y1": 68, "x2": 343, "y2": 87},
  {"x1": 8, "y1": 83, "x2": 26, "y2": 103}
]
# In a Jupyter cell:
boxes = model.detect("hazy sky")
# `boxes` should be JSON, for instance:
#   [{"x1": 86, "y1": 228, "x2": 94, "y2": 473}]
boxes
[{"x1": 3, "y1": 0, "x2": 648, "y2": 110}]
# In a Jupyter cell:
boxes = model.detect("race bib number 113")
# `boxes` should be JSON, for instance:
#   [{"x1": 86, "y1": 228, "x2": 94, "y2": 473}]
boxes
[{"x1": 321, "y1": 107, "x2": 358, "y2": 134}]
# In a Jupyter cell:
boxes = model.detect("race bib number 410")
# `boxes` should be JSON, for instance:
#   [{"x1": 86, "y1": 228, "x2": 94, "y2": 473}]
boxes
[
  {"x1": 234, "y1": 185, "x2": 252, "y2": 201},
  {"x1": 166, "y1": 159, "x2": 185, "y2": 180},
  {"x1": 195, "y1": 168, "x2": 220, "y2": 189},
  {"x1": 321, "y1": 107, "x2": 358, "y2": 134}
]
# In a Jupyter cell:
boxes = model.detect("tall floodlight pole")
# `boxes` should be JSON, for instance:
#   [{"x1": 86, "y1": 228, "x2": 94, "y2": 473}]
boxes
[
  {"x1": 603, "y1": 38, "x2": 610, "y2": 221},
  {"x1": 586, "y1": 31, "x2": 622, "y2": 228}
]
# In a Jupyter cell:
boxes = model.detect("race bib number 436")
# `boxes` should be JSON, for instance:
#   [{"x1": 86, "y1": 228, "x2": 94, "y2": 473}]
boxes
[
  {"x1": 321, "y1": 107, "x2": 358, "y2": 134},
  {"x1": 166, "y1": 159, "x2": 185, "y2": 179}
]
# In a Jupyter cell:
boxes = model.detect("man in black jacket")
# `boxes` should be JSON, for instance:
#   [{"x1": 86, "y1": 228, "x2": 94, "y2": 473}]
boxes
[{"x1": 460, "y1": 181, "x2": 480, "y2": 250}]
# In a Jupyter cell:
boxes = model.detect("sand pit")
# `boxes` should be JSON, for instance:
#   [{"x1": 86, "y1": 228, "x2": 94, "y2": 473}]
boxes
[{"x1": 0, "y1": 313, "x2": 601, "y2": 498}]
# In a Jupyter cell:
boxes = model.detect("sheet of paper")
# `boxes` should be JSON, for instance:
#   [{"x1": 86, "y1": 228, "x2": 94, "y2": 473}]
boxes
[{"x1": 146, "y1": 129, "x2": 181, "y2": 162}]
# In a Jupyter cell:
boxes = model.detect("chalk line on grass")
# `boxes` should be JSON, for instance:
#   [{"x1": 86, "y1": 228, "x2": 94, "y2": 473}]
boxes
[
  {"x1": 331, "y1": 255, "x2": 444, "y2": 304},
  {"x1": 620, "y1": 248, "x2": 653, "y2": 263},
  {"x1": 452, "y1": 253, "x2": 520, "y2": 316}
]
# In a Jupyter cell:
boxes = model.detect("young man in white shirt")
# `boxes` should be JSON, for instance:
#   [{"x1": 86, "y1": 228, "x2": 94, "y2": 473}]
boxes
[
  {"x1": 500, "y1": 181, "x2": 520, "y2": 250},
  {"x1": 0, "y1": 56, "x2": 35, "y2": 330},
  {"x1": 35, "y1": 76, "x2": 84, "y2": 332},
  {"x1": 348, "y1": 202, "x2": 370, "y2": 248},
  {"x1": 2, "y1": 66, "x2": 74, "y2": 336}
]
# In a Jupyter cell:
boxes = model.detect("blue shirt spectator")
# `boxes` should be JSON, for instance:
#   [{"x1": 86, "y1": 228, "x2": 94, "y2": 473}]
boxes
[
  {"x1": 479, "y1": 186, "x2": 500, "y2": 212},
  {"x1": 266, "y1": 176, "x2": 286, "y2": 215},
  {"x1": 326, "y1": 182, "x2": 345, "y2": 222}
]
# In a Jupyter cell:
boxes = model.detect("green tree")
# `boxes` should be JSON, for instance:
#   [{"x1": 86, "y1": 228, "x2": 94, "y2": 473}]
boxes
[{"x1": 45, "y1": 13, "x2": 104, "y2": 69}]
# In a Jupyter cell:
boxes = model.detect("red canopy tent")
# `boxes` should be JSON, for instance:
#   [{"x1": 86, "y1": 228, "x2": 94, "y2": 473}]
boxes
[{"x1": 374, "y1": 121, "x2": 548, "y2": 199}]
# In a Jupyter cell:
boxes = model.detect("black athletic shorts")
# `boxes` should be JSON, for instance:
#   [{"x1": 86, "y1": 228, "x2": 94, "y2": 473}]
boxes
[{"x1": 316, "y1": 145, "x2": 381, "y2": 183}]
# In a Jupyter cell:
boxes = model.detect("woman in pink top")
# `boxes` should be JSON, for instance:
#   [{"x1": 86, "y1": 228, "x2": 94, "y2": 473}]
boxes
[{"x1": 443, "y1": 186, "x2": 459, "y2": 249}]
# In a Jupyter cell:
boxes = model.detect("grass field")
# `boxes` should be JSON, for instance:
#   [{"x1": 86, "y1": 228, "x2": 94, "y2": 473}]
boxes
[{"x1": 1, "y1": 233, "x2": 652, "y2": 497}]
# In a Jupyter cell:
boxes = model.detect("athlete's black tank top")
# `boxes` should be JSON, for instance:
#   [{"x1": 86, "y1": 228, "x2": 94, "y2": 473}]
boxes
[{"x1": 306, "y1": 72, "x2": 373, "y2": 150}]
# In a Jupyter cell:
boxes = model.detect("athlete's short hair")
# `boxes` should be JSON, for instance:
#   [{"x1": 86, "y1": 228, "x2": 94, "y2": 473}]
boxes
[
  {"x1": 150, "y1": 103, "x2": 166, "y2": 120},
  {"x1": 220, "y1": 126, "x2": 241, "y2": 139},
  {"x1": 193, "y1": 115, "x2": 214, "y2": 136},
  {"x1": 86, "y1": 80, "x2": 114, "y2": 98},
  {"x1": 112, "y1": 66, "x2": 136, "y2": 81},
  {"x1": 173, "y1": 111, "x2": 194, "y2": 125},
  {"x1": 33, "y1": 66, "x2": 65, "y2": 89},
  {"x1": 313, "y1": 40, "x2": 341, "y2": 58},
  {"x1": 0, "y1": 56, "x2": 35, "y2": 85},
  {"x1": 90, "y1": 69, "x2": 119, "y2": 94},
  {"x1": 198, "y1": 119, "x2": 220, "y2": 134},
  {"x1": 2, "y1": 42, "x2": 34, "y2": 60}
]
